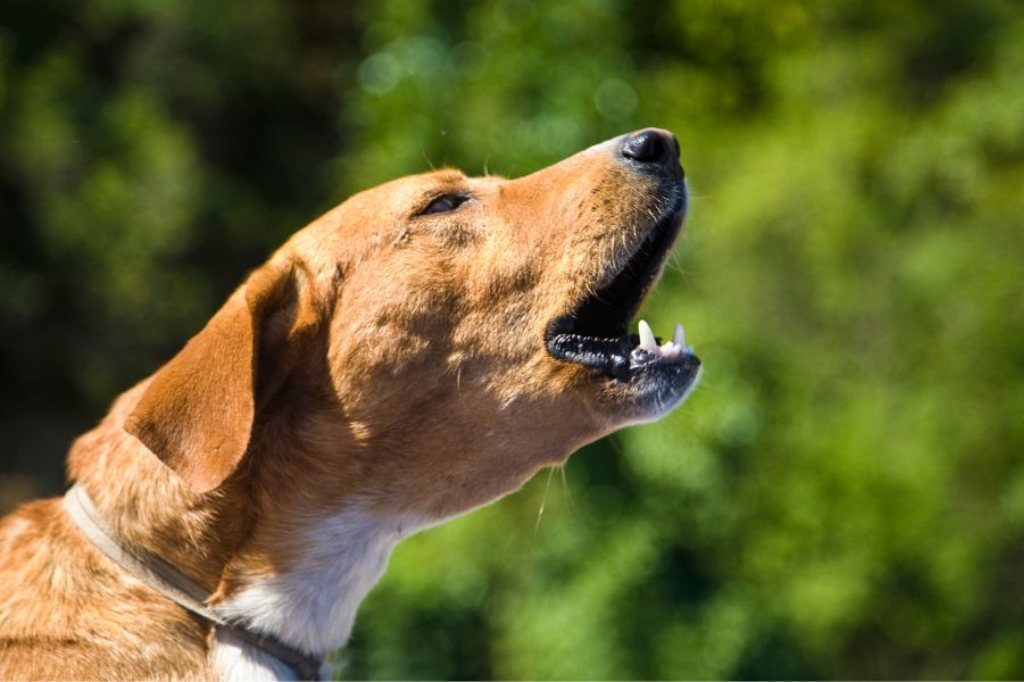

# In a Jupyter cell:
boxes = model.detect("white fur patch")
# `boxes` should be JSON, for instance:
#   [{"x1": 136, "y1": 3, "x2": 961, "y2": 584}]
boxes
[
  {"x1": 212, "y1": 629, "x2": 301, "y2": 681},
  {"x1": 212, "y1": 507, "x2": 434, "y2": 679}
]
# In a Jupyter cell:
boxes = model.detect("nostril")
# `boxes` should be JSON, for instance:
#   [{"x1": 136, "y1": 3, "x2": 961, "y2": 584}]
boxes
[{"x1": 621, "y1": 129, "x2": 677, "y2": 165}]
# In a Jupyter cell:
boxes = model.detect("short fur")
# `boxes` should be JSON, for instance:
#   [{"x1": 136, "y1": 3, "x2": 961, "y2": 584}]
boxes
[{"x1": 0, "y1": 132, "x2": 690, "y2": 680}]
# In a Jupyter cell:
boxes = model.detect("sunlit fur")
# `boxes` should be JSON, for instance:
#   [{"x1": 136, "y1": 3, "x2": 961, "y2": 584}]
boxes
[{"x1": 0, "y1": 133, "x2": 689, "y2": 679}]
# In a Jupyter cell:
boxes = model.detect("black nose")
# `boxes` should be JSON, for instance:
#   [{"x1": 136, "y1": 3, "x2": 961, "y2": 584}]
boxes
[{"x1": 621, "y1": 128, "x2": 679, "y2": 168}]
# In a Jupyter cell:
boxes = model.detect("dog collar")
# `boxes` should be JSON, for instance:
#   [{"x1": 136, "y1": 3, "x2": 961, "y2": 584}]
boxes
[{"x1": 63, "y1": 483, "x2": 323, "y2": 680}]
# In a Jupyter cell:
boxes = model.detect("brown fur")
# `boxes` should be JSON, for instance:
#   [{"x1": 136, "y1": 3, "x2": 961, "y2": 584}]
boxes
[{"x1": 0, "y1": 134, "x2": 683, "y2": 679}]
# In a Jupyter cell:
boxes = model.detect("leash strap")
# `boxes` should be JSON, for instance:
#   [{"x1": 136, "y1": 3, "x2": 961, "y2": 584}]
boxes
[{"x1": 63, "y1": 483, "x2": 323, "y2": 680}]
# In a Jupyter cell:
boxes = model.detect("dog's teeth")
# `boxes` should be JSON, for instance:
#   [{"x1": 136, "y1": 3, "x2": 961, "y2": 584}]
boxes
[
  {"x1": 638, "y1": 319, "x2": 657, "y2": 351},
  {"x1": 673, "y1": 323, "x2": 685, "y2": 347},
  {"x1": 660, "y1": 340, "x2": 680, "y2": 358}
]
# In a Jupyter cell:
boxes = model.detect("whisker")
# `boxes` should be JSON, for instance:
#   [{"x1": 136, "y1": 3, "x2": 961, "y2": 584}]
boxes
[
  {"x1": 420, "y1": 139, "x2": 436, "y2": 171},
  {"x1": 559, "y1": 465, "x2": 581, "y2": 518},
  {"x1": 535, "y1": 467, "x2": 556, "y2": 531},
  {"x1": 454, "y1": 362, "x2": 470, "y2": 412}
]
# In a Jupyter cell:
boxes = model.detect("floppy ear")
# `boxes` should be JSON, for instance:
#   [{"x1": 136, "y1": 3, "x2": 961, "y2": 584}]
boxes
[{"x1": 124, "y1": 261, "x2": 319, "y2": 493}]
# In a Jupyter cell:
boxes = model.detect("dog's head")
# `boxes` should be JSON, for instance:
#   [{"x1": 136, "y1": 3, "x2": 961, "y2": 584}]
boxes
[{"x1": 125, "y1": 129, "x2": 700, "y2": 519}]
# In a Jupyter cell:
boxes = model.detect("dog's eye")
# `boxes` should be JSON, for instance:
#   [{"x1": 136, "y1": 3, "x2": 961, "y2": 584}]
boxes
[{"x1": 419, "y1": 194, "x2": 470, "y2": 216}]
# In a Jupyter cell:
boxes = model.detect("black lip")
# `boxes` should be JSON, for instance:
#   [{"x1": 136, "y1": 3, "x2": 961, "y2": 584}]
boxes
[
  {"x1": 547, "y1": 332, "x2": 634, "y2": 379},
  {"x1": 545, "y1": 189, "x2": 687, "y2": 378}
]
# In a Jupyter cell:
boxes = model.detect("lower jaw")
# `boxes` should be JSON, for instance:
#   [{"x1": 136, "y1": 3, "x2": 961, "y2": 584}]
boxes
[
  {"x1": 602, "y1": 354, "x2": 702, "y2": 423},
  {"x1": 547, "y1": 333, "x2": 702, "y2": 421}
]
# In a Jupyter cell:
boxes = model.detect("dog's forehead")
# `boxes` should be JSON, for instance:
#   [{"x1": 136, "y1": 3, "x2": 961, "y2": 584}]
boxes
[
  {"x1": 372, "y1": 168, "x2": 511, "y2": 199},
  {"x1": 370, "y1": 168, "x2": 469, "y2": 200}
]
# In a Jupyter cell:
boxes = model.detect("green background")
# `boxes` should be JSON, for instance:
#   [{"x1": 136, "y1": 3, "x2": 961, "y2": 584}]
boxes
[{"x1": 3, "y1": 0, "x2": 1024, "y2": 678}]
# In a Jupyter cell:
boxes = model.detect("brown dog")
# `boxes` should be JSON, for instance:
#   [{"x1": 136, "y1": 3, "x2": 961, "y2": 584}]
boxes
[{"x1": 0, "y1": 129, "x2": 699, "y2": 680}]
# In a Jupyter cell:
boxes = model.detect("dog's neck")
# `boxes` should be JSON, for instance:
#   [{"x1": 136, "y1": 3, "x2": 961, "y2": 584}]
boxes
[
  {"x1": 208, "y1": 404, "x2": 447, "y2": 657},
  {"x1": 68, "y1": 382, "x2": 439, "y2": 663},
  {"x1": 214, "y1": 503, "x2": 431, "y2": 656}
]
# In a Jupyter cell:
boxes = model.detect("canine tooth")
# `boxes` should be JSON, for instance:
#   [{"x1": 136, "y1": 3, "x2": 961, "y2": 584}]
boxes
[
  {"x1": 638, "y1": 319, "x2": 657, "y2": 351},
  {"x1": 660, "y1": 340, "x2": 680, "y2": 358},
  {"x1": 673, "y1": 323, "x2": 686, "y2": 347}
]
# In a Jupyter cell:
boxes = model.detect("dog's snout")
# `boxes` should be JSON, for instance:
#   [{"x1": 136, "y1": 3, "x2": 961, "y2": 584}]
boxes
[{"x1": 620, "y1": 128, "x2": 680, "y2": 172}]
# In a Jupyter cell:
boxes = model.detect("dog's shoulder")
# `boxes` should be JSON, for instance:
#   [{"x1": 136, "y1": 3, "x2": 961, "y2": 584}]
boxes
[{"x1": 0, "y1": 498, "x2": 212, "y2": 679}]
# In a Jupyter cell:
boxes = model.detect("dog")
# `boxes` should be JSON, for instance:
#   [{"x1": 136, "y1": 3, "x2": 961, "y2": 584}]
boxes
[{"x1": 0, "y1": 128, "x2": 700, "y2": 680}]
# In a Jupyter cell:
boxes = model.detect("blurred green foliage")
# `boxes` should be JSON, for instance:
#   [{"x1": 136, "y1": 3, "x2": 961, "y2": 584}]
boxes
[{"x1": 3, "y1": 0, "x2": 1024, "y2": 678}]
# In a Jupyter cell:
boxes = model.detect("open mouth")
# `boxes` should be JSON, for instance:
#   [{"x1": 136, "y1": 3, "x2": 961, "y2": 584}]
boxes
[{"x1": 544, "y1": 194, "x2": 700, "y2": 385}]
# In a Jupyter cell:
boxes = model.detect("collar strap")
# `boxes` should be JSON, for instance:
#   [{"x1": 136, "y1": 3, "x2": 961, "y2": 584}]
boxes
[{"x1": 63, "y1": 483, "x2": 323, "y2": 680}]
